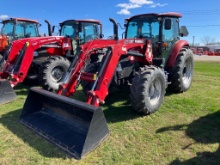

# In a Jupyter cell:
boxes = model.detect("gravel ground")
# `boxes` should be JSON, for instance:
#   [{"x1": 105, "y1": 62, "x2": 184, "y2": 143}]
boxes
[{"x1": 193, "y1": 55, "x2": 220, "y2": 62}]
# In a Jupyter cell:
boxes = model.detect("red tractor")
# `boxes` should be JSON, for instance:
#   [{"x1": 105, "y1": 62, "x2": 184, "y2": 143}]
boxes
[
  {"x1": 0, "y1": 19, "x2": 103, "y2": 104},
  {"x1": 19, "y1": 13, "x2": 194, "y2": 159}
]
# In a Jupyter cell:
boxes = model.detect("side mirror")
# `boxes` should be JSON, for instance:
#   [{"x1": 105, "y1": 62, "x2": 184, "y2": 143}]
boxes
[
  {"x1": 99, "y1": 34, "x2": 104, "y2": 38},
  {"x1": 164, "y1": 19, "x2": 171, "y2": 30},
  {"x1": 179, "y1": 26, "x2": 189, "y2": 37}
]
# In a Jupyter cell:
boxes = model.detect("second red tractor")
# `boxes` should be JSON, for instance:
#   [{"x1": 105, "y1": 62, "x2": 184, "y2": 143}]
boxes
[{"x1": 0, "y1": 19, "x2": 103, "y2": 104}]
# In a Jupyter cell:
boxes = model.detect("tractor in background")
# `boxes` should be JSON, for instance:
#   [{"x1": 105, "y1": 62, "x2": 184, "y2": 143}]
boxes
[
  {"x1": 19, "y1": 13, "x2": 194, "y2": 159},
  {"x1": 0, "y1": 17, "x2": 41, "y2": 55},
  {"x1": 0, "y1": 17, "x2": 43, "y2": 71},
  {"x1": 0, "y1": 19, "x2": 103, "y2": 105}
]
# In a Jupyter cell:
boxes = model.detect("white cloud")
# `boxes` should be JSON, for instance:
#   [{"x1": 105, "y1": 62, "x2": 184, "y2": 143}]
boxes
[
  {"x1": 116, "y1": 0, "x2": 167, "y2": 15},
  {"x1": 130, "y1": 0, "x2": 153, "y2": 5},
  {"x1": 150, "y1": 3, "x2": 167, "y2": 8},
  {"x1": 117, "y1": 3, "x2": 141, "y2": 9},
  {"x1": 0, "y1": 15, "x2": 9, "y2": 20},
  {"x1": 117, "y1": 9, "x2": 131, "y2": 15}
]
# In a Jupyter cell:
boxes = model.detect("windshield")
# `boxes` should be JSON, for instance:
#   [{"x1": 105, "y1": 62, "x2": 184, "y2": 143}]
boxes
[
  {"x1": 1, "y1": 21, "x2": 38, "y2": 38},
  {"x1": 1, "y1": 22, "x2": 13, "y2": 35},
  {"x1": 60, "y1": 21, "x2": 78, "y2": 39},
  {"x1": 79, "y1": 22, "x2": 100, "y2": 43},
  {"x1": 1, "y1": 21, "x2": 14, "y2": 36},
  {"x1": 125, "y1": 15, "x2": 160, "y2": 43},
  {"x1": 61, "y1": 21, "x2": 100, "y2": 44}
]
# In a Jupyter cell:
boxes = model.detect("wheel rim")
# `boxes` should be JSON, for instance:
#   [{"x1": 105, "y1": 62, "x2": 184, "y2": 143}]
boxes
[
  {"x1": 148, "y1": 78, "x2": 162, "y2": 106},
  {"x1": 182, "y1": 58, "x2": 192, "y2": 86},
  {"x1": 50, "y1": 67, "x2": 64, "y2": 82}
]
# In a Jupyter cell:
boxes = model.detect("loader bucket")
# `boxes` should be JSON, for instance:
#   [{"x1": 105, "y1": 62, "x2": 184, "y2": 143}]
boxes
[
  {"x1": 19, "y1": 87, "x2": 109, "y2": 159},
  {"x1": 0, "y1": 79, "x2": 17, "y2": 105}
]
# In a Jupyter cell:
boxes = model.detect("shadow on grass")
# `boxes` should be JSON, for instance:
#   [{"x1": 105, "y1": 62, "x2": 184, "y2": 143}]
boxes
[
  {"x1": 1, "y1": 85, "x2": 173, "y2": 159},
  {"x1": 164, "y1": 89, "x2": 181, "y2": 97},
  {"x1": 12, "y1": 83, "x2": 180, "y2": 124},
  {"x1": 0, "y1": 87, "x2": 142, "y2": 159},
  {"x1": 0, "y1": 108, "x2": 70, "y2": 158},
  {"x1": 156, "y1": 111, "x2": 220, "y2": 164},
  {"x1": 72, "y1": 87, "x2": 142, "y2": 123},
  {"x1": 14, "y1": 84, "x2": 37, "y2": 96},
  {"x1": 103, "y1": 87, "x2": 141, "y2": 123}
]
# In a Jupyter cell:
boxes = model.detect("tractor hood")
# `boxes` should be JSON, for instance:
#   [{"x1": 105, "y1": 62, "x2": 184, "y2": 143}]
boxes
[{"x1": 10, "y1": 36, "x2": 65, "y2": 46}]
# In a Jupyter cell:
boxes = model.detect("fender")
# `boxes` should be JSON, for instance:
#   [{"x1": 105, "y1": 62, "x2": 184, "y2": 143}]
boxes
[{"x1": 167, "y1": 40, "x2": 189, "y2": 67}]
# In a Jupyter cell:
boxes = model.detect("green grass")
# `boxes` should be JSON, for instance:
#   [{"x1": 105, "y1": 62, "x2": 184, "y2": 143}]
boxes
[{"x1": 0, "y1": 61, "x2": 220, "y2": 165}]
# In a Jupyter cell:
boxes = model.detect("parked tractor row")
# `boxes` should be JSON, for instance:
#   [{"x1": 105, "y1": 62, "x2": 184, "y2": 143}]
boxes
[
  {"x1": 191, "y1": 47, "x2": 220, "y2": 56},
  {"x1": 0, "y1": 18, "x2": 103, "y2": 100},
  {"x1": 207, "y1": 49, "x2": 220, "y2": 56},
  {"x1": 0, "y1": 12, "x2": 194, "y2": 159}
]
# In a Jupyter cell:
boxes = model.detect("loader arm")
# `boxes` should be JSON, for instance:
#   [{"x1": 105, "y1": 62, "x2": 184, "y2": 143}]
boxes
[
  {"x1": 85, "y1": 39, "x2": 153, "y2": 106},
  {"x1": 0, "y1": 39, "x2": 30, "y2": 77},
  {"x1": 58, "y1": 39, "x2": 117, "y2": 96},
  {"x1": 58, "y1": 38, "x2": 153, "y2": 106}
]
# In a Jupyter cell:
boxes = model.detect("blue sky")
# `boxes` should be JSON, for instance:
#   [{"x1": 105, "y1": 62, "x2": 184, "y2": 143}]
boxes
[{"x1": 0, "y1": 0, "x2": 220, "y2": 45}]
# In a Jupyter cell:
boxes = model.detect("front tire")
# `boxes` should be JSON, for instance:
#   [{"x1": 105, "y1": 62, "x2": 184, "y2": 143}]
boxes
[
  {"x1": 168, "y1": 48, "x2": 194, "y2": 93},
  {"x1": 39, "y1": 56, "x2": 70, "y2": 91},
  {"x1": 130, "y1": 66, "x2": 166, "y2": 115}
]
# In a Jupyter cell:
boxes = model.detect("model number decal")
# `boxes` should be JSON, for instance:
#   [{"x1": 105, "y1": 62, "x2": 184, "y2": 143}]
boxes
[{"x1": 124, "y1": 39, "x2": 144, "y2": 44}]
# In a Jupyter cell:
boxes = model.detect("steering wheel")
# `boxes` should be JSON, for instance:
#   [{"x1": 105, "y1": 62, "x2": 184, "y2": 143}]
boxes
[
  {"x1": 140, "y1": 33, "x2": 154, "y2": 38},
  {"x1": 7, "y1": 32, "x2": 13, "y2": 36},
  {"x1": 24, "y1": 33, "x2": 31, "y2": 38},
  {"x1": 85, "y1": 34, "x2": 95, "y2": 42}
]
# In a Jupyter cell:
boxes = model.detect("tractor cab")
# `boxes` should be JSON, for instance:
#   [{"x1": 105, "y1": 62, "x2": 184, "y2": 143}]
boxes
[
  {"x1": 0, "y1": 18, "x2": 40, "y2": 54},
  {"x1": 59, "y1": 20, "x2": 102, "y2": 55},
  {"x1": 125, "y1": 13, "x2": 188, "y2": 64}
]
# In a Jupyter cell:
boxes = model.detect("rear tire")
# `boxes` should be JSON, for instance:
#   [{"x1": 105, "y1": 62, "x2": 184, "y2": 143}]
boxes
[
  {"x1": 168, "y1": 48, "x2": 194, "y2": 93},
  {"x1": 130, "y1": 66, "x2": 166, "y2": 115},
  {"x1": 39, "y1": 56, "x2": 70, "y2": 91}
]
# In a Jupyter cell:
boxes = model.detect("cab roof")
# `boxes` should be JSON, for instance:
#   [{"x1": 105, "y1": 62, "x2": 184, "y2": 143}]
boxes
[
  {"x1": 2, "y1": 17, "x2": 39, "y2": 23},
  {"x1": 127, "y1": 12, "x2": 182, "y2": 20},
  {"x1": 60, "y1": 19, "x2": 101, "y2": 25}
]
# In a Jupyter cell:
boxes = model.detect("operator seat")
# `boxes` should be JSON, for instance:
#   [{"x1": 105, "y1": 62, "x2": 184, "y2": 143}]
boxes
[{"x1": 72, "y1": 39, "x2": 77, "y2": 55}]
